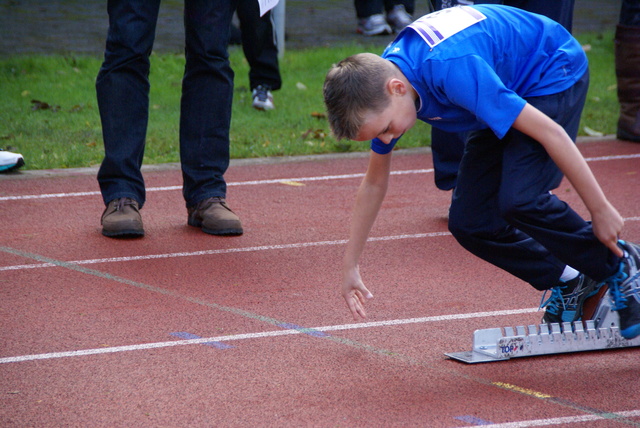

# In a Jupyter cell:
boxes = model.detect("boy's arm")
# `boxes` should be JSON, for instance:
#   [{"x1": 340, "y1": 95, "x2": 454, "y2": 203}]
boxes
[
  {"x1": 512, "y1": 103, "x2": 624, "y2": 257},
  {"x1": 342, "y1": 151, "x2": 393, "y2": 319}
]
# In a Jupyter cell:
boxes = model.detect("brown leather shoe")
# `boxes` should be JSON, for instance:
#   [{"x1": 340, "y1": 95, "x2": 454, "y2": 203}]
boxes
[
  {"x1": 187, "y1": 197, "x2": 243, "y2": 236},
  {"x1": 101, "y1": 198, "x2": 144, "y2": 238}
]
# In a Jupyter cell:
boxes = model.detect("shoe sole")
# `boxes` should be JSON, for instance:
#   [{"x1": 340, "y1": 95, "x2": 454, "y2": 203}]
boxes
[
  {"x1": 252, "y1": 103, "x2": 274, "y2": 111},
  {"x1": 201, "y1": 227, "x2": 243, "y2": 236},
  {"x1": 102, "y1": 229, "x2": 144, "y2": 238},
  {"x1": 356, "y1": 27, "x2": 392, "y2": 36}
]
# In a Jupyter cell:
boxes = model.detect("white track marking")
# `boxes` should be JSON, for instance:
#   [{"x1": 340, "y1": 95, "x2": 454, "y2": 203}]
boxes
[
  {"x1": 0, "y1": 232, "x2": 452, "y2": 271},
  {"x1": 452, "y1": 410, "x2": 640, "y2": 428},
  {"x1": 0, "y1": 307, "x2": 537, "y2": 364},
  {"x1": 1, "y1": 151, "x2": 638, "y2": 202},
  {"x1": 0, "y1": 169, "x2": 432, "y2": 201}
]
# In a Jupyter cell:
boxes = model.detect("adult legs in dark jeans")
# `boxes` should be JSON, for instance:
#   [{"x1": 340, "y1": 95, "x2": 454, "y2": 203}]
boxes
[
  {"x1": 96, "y1": 0, "x2": 159, "y2": 209},
  {"x1": 96, "y1": 0, "x2": 242, "y2": 238}
]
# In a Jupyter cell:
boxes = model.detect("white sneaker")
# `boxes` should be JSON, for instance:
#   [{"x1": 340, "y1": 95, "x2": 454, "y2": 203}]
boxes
[
  {"x1": 357, "y1": 14, "x2": 392, "y2": 36},
  {"x1": 0, "y1": 150, "x2": 24, "y2": 172},
  {"x1": 252, "y1": 85, "x2": 275, "y2": 110},
  {"x1": 386, "y1": 4, "x2": 413, "y2": 33}
]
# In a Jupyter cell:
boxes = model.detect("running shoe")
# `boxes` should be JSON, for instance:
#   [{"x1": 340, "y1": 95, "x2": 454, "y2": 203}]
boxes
[
  {"x1": 540, "y1": 273, "x2": 603, "y2": 323},
  {"x1": 606, "y1": 240, "x2": 640, "y2": 339},
  {"x1": 0, "y1": 149, "x2": 25, "y2": 172},
  {"x1": 386, "y1": 4, "x2": 412, "y2": 33},
  {"x1": 252, "y1": 85, "x2": 275, "y2": 110},
  {"x1": 357, "y1": 14, "x2": 392, "y2": 36}
]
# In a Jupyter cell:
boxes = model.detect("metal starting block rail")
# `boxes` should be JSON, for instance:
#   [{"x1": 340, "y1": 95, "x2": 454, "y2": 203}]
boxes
[{"x1": 446, "y1": 295, "x2": 640, "y2": 363}]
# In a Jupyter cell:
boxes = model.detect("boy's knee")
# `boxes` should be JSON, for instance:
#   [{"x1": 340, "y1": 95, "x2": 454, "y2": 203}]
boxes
[{"x1": 448, "y1": 209, "x2": 476, "y2": 243}]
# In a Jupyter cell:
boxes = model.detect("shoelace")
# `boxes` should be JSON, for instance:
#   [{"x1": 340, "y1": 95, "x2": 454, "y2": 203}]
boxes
[
  {"x1": 254, "y1": 86, "x2": 270, "y2": 102},
  {"x1": 115, "y1": 197, "x2": 136, "y2": 211},
  {"x1": 608, "y1": 259, "x2": 632, "y2": 310},
  {"x1": 539, "y1": 286, "x2": 564, "y2": 314}
]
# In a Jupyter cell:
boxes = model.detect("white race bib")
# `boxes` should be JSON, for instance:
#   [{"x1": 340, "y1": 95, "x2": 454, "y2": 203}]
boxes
[{"x1": 408, "y1": 6, "x2": 486, "y2": 48}]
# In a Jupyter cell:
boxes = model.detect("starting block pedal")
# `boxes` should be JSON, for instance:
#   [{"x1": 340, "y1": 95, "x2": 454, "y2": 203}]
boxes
[{"x1": 445, "y1": 290, "x2": 640, "y2": 363}]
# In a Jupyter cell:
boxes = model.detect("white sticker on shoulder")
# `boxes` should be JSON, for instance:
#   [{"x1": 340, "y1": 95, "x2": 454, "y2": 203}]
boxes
[{"x1": 408, "y1": 6, "x2": 486, "y2": 48}]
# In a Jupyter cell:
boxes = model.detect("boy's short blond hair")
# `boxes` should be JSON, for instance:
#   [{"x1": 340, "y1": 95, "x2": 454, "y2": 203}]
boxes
[{"x1": 323, "y1": 53, "x2": 394, "y2": 141}]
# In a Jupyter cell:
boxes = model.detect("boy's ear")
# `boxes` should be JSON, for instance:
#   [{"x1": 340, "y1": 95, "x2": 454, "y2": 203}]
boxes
[{"x1": 386, "y1": 78, "x2": 407, "y2": 96}]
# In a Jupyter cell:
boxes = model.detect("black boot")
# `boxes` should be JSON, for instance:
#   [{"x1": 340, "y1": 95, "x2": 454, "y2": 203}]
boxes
[{"x1": 615, "y1": 24, "x2": 640, "y2": 142}]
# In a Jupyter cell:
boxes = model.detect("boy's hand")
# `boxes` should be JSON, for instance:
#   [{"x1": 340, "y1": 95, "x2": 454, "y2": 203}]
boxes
[
  {"x1": 342, "y1": 266, "x2": 374, "y2": 320},
  {"x1": 591, "y1": 203, "x2": 625, "y2": 258}
]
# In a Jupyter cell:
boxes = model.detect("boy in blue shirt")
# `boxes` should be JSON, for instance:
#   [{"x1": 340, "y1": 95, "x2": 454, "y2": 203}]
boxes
[{"x1": 323, "y1": 5, "x2": 640, "y2": 339}]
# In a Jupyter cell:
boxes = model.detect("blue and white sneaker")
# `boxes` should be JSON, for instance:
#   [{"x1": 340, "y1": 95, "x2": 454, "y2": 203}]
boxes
[
  {"x1": 386, "y1": 4, "x2": 413, "y2": 33},
  {"x1": 607, "y1": 240, "x2": 640, "y2": 339},
  {"x1": 252, "y1": 85, "x2": 275, "y2": 111},
  {"x1": 357, "y1": 14, "x2": 392, "y2": 36},
  {"x1": 0, "y1": 149, "x2": 24, "y2": 172},
  {"x1": 540, "y1": 273, "x2": 603, "y2": 323}
]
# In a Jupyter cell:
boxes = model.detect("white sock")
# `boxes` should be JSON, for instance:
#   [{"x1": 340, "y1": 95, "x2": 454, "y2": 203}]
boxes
[{"x1": 559, "y1": 265, "x2": 579, "y2": 283}]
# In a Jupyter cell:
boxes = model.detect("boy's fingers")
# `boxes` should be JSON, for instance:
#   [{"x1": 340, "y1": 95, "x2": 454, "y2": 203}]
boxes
[
  {"x1": 609, "y1": 240, "x2": 624, "y2": 258},
  {"x1": 345, "y1": 290, "x2": 371, "y2": 319},
  {"x1": 346, "y1": 295, "x2": 366, "y2": 319}
]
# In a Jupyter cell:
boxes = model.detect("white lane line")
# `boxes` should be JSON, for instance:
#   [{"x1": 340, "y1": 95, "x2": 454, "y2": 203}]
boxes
[
  {"x1": 5, "y1": 211, "x2": 640, "y2": 273},
  {"x1": 2, "y1": 150, "x2": 639, "y2": 202},
  {"x1": 0, "y1": 307, "x2": 537, "y2": 364},
  {"x1": 0, "y1": 232, "x2": 452, "y2": 272},
  {"x1": 3, "y1": 213, "x2": 640, "y2": 272},
  {"x1": 0, "y1": 169, "x2": 432, "y2": 201},
  {"x1": 453, "y1": 410, "x2": 640, "y2": 428}
]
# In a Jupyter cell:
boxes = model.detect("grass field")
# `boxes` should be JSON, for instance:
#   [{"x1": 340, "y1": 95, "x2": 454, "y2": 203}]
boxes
[{"x1": 0, "y1": 31, "x2": 617, "y2": 171}]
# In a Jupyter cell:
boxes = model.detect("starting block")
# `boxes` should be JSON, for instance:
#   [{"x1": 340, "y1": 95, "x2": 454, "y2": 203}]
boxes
[{"x1": 446, "y1": 288, "x2": 640, "y2": 363}]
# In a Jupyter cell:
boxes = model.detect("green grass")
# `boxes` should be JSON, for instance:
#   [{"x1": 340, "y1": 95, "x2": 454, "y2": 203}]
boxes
[{"x1": 0, "y1": 32, "x2": 618, "y2": 171}]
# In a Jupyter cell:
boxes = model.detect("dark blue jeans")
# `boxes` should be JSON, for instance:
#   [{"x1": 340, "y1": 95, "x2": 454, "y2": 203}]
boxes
[
  {"x1": 96, "y1": 0, "x2": 238, "y2": 209},
  {"x1": 448, "y1": 71, "x2": 621, "y2": 290},
  {"x1": 236, "y1": 1, "x2": 281, "y2": 91}
]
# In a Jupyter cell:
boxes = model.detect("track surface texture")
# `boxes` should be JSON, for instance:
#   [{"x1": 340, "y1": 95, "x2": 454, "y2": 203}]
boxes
[{"x1": 1, "y1": 138, "x2": 639, "y2": 427}]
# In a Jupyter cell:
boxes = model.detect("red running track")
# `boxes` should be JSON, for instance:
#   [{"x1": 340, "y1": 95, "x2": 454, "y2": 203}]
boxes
[{"x1": 1, "y1": 138, "x2": 639, "y2": 427}]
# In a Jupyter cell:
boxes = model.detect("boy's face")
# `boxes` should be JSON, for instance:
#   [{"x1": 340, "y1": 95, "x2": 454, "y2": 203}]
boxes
[{"x1": 355, "y1": 78, "x2": 417, "y2": 144}]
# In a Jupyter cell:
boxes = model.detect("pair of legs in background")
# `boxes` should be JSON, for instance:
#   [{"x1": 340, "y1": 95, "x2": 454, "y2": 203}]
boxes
[
  {"x1": 354, "y1": 0, "x2": 415, "y2": 36},
  {"x1": 96, "y1": 0, "x2": 243, "y2": 237},
  {"x1": 235, "y1": 0, "x2": 281, "y2": 110}
]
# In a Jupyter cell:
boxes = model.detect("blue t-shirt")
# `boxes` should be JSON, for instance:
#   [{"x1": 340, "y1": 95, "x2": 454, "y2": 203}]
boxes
[{"x1": 370, "y1": 4, "x2": 588, "y2": 154}]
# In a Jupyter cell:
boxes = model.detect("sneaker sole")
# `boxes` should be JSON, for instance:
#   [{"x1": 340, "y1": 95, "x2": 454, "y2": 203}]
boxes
[{"x1": 356, "y1": 27, "x2": 392, "y2": 36}]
